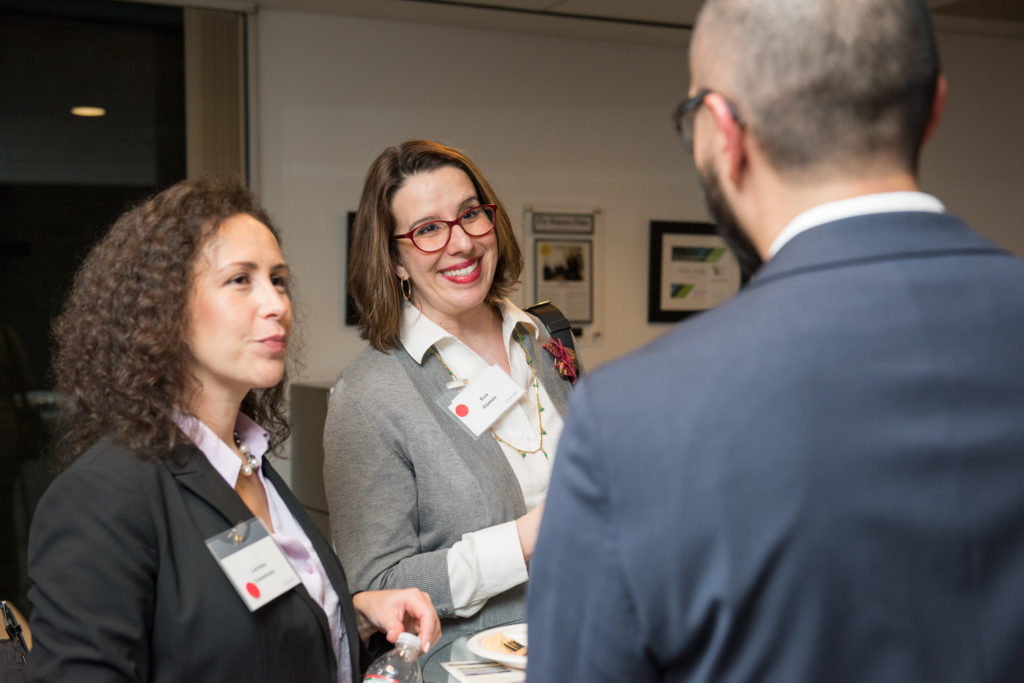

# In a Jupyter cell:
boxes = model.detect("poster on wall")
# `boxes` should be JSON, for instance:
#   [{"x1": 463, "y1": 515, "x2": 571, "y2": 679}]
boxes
[
  {"x1": 647, "y1": 221, "x2": 741, "y2": 323},
  {"x1": 535, "y1": 238, "x2": 593, "y2": 324}
]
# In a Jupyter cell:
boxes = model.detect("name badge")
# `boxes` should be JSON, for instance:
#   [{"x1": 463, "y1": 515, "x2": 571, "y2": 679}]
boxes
[
  {"x1": 205, "y1": 518, "x2": 301, "y2": 612},
  {"x1": 447, "y1": 364, "x2": 524, "y2": 437}
]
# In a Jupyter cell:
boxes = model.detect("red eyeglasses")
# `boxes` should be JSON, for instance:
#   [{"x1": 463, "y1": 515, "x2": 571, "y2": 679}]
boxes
[{"x1": 392, "y1": 204, "x2": 497, "y2": 254}]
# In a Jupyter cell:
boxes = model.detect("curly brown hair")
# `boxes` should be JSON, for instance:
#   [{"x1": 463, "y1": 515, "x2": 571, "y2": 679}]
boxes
[
  {"x1": 349, "y1": 140, "x2": 524, "y2": 352},
  {"x1": 51, "y1": 177, "x2": 292, "y2": 469}
]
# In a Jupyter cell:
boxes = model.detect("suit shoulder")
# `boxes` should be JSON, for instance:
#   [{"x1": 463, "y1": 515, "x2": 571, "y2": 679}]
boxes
[
  {"x1": 70, "y1": 437, "x2": 164, "y2": 476},
  {"x1": 46, "y1": 438, "x2": 164, "y2": 509},
  {"x1": 31, "y1": 438, "x2": 164, "y2": 555},
  {"x1": 584, "y1": 318, "x2": 709, "y2": 381}
]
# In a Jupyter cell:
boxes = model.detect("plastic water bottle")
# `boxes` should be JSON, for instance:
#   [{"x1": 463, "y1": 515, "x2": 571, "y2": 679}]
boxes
[{"x1": 362, "y1": 632, "x2": 423, "y2": 682}]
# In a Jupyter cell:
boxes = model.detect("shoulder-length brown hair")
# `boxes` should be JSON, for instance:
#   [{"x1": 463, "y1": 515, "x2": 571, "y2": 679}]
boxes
[
  {"x1": 349, "y1": 140, "x2": 524, "y2": 352},
  {"x1": 51, "y1": 177, "x2": 292, "y2": 469}
]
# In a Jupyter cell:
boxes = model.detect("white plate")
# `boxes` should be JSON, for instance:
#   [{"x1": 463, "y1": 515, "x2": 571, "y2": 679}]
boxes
[{"x1": 466, "y1": 623, "x2": 528, "y2": 670}]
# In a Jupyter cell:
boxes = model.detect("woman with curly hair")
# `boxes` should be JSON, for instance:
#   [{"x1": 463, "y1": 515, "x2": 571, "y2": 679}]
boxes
[{"x1": 25, "y1": 177, "x2": 439, "y2": 682}]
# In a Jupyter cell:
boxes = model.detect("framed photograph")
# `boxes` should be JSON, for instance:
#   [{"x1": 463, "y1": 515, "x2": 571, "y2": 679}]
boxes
[
  {"x1": 648, "y1": 221, "x2": 741, "y2": 323},
  {"x1": 535, "y1": 239, "x2": 593, "y2": 324},
  {"x1": 531, "y1": 210, "x2": 595, "y2": 234}
]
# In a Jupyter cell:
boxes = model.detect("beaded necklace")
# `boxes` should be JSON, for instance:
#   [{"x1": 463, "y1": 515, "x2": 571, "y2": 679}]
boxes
[
  {"x1": 428, "y1": 330, "x2": 548, "y2": 459},
  {"x1": 232, "y1": 432, "x2": 258, "y2": 475},
  {"x1": 233, "y1": 431, "x2": 259, "y2": 476}
]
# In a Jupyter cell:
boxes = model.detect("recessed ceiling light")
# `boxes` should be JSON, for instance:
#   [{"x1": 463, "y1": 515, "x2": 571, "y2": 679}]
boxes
[{"x1": 71, "y1": 106, "x2": 106, "y2": 117}]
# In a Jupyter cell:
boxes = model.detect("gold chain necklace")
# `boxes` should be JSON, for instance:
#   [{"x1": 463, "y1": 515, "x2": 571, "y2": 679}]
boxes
[{"x1": 428, "y1": 330, "x2": 548, "y2": 459}]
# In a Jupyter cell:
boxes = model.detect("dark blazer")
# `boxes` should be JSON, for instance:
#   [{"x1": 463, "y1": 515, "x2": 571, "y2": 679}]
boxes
[
  {"x1": 26, "y1": 437, "x2": 366, "y2": 682},
  {"x1": 528, "y1": 211, "x2": 1024, "y2": 681}
]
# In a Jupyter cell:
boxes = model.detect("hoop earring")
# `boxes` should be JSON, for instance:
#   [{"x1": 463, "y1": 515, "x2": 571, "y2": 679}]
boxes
[{"x1": 400, "y1": 277, "x2": 412, "y2": 300}]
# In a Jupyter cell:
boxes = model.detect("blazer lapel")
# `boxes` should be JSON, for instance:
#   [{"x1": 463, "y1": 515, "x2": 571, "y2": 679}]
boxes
[
  {"x1": 164, "y1": 444, "x2": 253, "y2": 524},
  {"x1": 263, "y1": 460, "x2": 364, "y2": 679},
  {"x1": 166, "y1": 446, "x2": 361, "y2": 679}
]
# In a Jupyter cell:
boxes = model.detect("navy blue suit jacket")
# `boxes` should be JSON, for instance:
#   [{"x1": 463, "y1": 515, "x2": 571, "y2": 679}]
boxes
[{"x1": 528, "y1": 211, "x2": 1024, "y2": 681}]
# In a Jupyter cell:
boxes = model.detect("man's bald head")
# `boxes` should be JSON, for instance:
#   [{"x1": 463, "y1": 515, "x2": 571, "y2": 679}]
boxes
[{"x1": 691, "y1": 0, "x2": 940, "y2": 181}]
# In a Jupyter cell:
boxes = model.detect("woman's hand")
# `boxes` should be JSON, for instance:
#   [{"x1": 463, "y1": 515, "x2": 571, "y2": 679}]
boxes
[
  {"x1": 352, "y1": 588, "x2": 441, "y2": 654},
  {"x1": 515, "y1": 498, "x2": 546, "y2": 563}
]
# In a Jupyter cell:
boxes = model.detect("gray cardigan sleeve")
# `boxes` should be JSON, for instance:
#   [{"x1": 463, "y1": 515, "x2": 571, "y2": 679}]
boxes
[{"x1": 323, "y1": 360, "x2": 456, "y2": 615}]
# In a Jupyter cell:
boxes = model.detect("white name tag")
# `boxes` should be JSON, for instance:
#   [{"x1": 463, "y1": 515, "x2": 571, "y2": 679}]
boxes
[
  {"x1": 205, "y1": 518, "x2": 301, "y2": 612},
  {"x1": 447, "y1": 364, "x2": 524, "y2": 437}
]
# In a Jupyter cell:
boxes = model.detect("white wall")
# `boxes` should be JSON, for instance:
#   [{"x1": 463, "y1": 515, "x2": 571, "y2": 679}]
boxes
[
  {"x1": 255, "y1": 10, "x2": 1024, "y2": 389},
  {"x1": 925, "y1": 30, "x2": 1024, "y2": 247}
]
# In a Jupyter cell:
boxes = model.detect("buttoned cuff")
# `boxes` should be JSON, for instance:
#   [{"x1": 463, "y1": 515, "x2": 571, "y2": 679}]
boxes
[{"x1": 447, "y1": 521, "x2": 529, "y2": 618}]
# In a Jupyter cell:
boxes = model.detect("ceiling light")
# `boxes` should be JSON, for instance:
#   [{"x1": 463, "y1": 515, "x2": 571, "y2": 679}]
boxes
[{"x1": 71, "y1": 106, "x2": 106, "y2": 117}]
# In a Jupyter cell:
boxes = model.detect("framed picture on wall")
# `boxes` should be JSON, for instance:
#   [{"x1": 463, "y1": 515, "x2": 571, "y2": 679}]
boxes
[
  {"x1": 647, "y1": 221, "x2": 742, "y2": 323},
  {"x1": 535, "y1": 238, "x2": 593, "y2": 324}
]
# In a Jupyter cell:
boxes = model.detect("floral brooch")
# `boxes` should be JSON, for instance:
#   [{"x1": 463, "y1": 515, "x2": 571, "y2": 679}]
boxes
[{"x1": 541, "y1": 337, "x2": 579, "y2": 385}]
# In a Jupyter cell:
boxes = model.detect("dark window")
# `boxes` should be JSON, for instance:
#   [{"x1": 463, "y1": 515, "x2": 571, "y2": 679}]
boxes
[{"x1": 0, "y1": 0, "x2": 185, "y2": 615}]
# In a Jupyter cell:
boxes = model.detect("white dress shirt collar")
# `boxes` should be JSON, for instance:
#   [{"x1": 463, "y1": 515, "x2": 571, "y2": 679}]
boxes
[
  {"x1": 768, "y1": 191, "x2": 946, "y2": 258},
  {"x1": 399, "y1": 298, "x2": 540, "y2": 364}
]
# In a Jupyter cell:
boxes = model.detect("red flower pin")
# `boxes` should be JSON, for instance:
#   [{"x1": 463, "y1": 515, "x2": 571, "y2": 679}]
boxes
[{"x1": 541, "y1": 337, "x2": 579, "y2": 385}]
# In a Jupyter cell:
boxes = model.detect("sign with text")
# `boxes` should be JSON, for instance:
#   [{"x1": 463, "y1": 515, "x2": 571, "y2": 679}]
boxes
[{"x1": 531, "y1": 211, "x2": 594, "y2": 234}]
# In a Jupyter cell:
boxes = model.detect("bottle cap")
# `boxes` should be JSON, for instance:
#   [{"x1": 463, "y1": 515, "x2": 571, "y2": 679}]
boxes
[{"x1": 396, "y1": 632, "x2": 421, "y2": 650}]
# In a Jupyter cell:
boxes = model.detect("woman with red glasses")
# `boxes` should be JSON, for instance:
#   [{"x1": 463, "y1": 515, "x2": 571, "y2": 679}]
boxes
[{"x1": 325, "y1": 140, "x2": 579, "y2": 655}]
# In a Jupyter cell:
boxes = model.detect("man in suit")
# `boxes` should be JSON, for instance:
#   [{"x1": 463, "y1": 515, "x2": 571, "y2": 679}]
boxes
[{"x1": 527, "y1": 0, "x2": 1024, "y2": 680}]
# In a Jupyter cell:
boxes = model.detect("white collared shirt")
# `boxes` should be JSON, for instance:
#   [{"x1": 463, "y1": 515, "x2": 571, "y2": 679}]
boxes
[
  {"x1": 175, "y1": 412, "x2": 350, "y2": 683},
  {"x1": 400, "y1": 298, "x2": 564, "y2": 617},
  {"x1": 768, "y1": 191, "x2": 946, "y2": 258}
]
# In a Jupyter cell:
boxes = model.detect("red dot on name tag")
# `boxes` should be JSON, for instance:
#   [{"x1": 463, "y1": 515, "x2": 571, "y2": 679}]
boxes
[
  {"x1": 455, "y1": 404, "x2": 469, "y2": 417},
  {"x1": 246, "y1": 582, "x2": 260, "y2": 598}
]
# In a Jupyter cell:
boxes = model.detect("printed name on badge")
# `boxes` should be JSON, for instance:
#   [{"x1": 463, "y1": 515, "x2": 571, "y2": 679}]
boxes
[
  {"x1": 448, "y1": 365, "x2": 523, "y2": 437},
  {"x1": 205, "y1": 518, "x2": 301, "y2": 612}
]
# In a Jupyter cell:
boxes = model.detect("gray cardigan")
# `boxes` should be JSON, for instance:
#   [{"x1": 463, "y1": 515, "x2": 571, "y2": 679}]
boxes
[{"x1": 323, "y1": 319, "x2": 575, "y2": 651}]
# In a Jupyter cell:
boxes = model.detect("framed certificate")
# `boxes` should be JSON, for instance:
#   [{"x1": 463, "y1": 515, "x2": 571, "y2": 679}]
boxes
[{"x1": 648, "y1": 221, "x2": 741, "y2": 323}]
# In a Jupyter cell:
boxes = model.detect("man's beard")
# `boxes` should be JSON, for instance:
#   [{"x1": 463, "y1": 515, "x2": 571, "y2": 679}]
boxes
[{"x1": 697, "y1": 162, "x2": 763, "y2": 280}]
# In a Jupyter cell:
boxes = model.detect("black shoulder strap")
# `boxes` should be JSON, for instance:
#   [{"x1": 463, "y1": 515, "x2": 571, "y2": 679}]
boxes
[{"x1": 525, "y1": 301, "x2": 575, "y2": 355}]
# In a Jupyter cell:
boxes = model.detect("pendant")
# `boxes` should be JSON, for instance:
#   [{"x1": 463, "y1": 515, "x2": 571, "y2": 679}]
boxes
[
  {"x1": 240, "y1": 454, "x2": 258, "y2": 477},
  {"x1": 235, "y1": 432, "x2": 258, "y2": 476}
]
